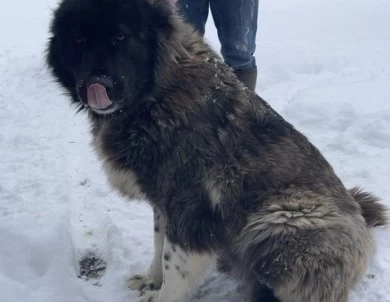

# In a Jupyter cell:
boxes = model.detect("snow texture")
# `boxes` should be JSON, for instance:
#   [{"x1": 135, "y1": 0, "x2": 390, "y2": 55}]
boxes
[{"x1": 0, "y1": 0, "x2": 389, "y2": 301}]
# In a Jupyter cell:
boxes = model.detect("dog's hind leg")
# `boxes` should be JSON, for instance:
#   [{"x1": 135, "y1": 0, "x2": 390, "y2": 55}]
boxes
[
  {"x1": 243, "y1": 227, "x2": 368, "y2": 302},
  {"x1": 129, "y1": 208, "x2": 166, "y2": 291},
  {"x1": 236, "y1": 197, "x2": 373, "y2": 302},
  {"x1": 140, "y1": 238, "x2": 215, "y2": 302}
]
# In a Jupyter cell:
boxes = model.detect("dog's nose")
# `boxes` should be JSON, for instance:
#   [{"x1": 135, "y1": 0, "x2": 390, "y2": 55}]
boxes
[{"x1": 87, "y1": 76, "x2": 114, "y2": 90}]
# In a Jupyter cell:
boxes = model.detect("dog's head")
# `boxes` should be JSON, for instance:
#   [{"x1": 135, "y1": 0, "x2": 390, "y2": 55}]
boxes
[{"x1": 47, "y1": 0, "x2": 173, "y2": 115}]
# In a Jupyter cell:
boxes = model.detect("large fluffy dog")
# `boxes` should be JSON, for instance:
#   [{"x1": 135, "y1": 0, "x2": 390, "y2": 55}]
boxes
[{"x1": 47, "y1": 0, "x2": 388, "y2": 301}]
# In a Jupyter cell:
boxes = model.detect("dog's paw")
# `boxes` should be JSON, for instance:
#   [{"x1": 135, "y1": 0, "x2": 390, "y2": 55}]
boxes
[
  {"x1": 139, "y1": 289, "x2": 160, "y2": 302},
  {"x1": 128, "y1": 274, "x2": 161, "y2": 291},
  {"x1": 128, "y1": 274, "x2": 149, "y2": 290}
]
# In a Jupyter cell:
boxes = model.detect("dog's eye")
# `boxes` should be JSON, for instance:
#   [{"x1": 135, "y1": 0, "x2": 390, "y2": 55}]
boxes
[
  {"x1": 115, "y1": 34, "x2": 126, "y2": 41},
  {"x1": 73, "y1": 34, "x2": 85, "y2": 44},
  {"x1": 112, "y1": 34, "x2": 127, "y2": 46}
]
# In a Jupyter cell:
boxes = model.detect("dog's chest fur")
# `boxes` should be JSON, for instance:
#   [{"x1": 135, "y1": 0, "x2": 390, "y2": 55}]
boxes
[
  {"x1": 102, "y1": 161, "x2": 148, "y2": 201},
  {"x1": 91, "y1": 121, "x2": 149, "y2": 202}
]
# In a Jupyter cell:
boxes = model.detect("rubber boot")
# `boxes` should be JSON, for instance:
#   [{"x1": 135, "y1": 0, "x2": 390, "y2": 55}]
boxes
[{"x1": 234, "y1": 68, "x2": 258, "y2": 92}]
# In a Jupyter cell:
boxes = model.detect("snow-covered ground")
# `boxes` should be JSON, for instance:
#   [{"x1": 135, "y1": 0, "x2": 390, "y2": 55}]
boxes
[{"x1": 1, "y1": 0, "x2": 389, "y2": 301}]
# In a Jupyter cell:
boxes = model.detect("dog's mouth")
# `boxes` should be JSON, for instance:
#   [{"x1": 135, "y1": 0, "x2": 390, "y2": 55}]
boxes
[{"x1": 86, "y1": 83, "x2": 118, "y2": 114}]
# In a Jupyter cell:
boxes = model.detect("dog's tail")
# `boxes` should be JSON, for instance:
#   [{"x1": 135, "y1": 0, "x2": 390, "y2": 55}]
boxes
[{"x1": 349, "y1": 187, "x2": 388, "y2": 227}]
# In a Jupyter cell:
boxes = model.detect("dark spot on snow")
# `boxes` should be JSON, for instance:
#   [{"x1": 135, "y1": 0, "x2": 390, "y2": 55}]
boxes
[
  {"x1": 79, "y1": 179, "x2": 90, "y2": 187},
  {"x1": 78, "y1": 254, "x2": 107, "y2": 282}
]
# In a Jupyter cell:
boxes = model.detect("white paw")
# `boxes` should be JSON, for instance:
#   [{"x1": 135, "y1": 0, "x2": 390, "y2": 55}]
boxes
[
  {"x1": 128, "y1": 274, "x2": 161, "y2": 291},
  {"x1": 139, "y1": 290, "x2": 160, "y2": 302}
]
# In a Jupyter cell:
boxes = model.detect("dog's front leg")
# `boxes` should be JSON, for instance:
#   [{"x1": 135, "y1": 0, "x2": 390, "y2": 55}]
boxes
[
  {"x1": 140, "y1": 238, "x2": 215, "y2": 302},
  {"x1": 129, "y1": 208, "x2": 166, "y2": 291}
]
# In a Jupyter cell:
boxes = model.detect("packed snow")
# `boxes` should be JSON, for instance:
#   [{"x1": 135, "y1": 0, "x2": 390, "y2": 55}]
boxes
[{"x1": 0, "y1": 0, "x2": 389, "y2": 301}]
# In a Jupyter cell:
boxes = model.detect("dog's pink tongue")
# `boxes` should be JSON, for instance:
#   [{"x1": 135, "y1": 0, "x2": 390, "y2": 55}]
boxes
[{"x1": 87, "y1": 84, "x2": 112, "y2": 109}]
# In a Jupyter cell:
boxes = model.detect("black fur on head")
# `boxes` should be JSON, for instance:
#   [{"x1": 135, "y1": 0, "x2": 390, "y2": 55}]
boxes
[{"x1": 46, "y1": 0, "x2": 174, "y2": 115}]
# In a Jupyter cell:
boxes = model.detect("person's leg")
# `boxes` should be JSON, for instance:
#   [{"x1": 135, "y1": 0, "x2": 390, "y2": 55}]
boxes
[
  {"x1": 176, "y1": 0, "x2": 210, "y2": 35},
  {"x1": 210, "y1": 0, "x2": 259, "y2": 91}
]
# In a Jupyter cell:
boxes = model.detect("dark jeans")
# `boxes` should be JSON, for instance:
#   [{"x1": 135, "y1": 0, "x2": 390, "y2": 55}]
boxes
[{"x1": 177, "y1": 0, "x2": 258, "y2": 71}]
